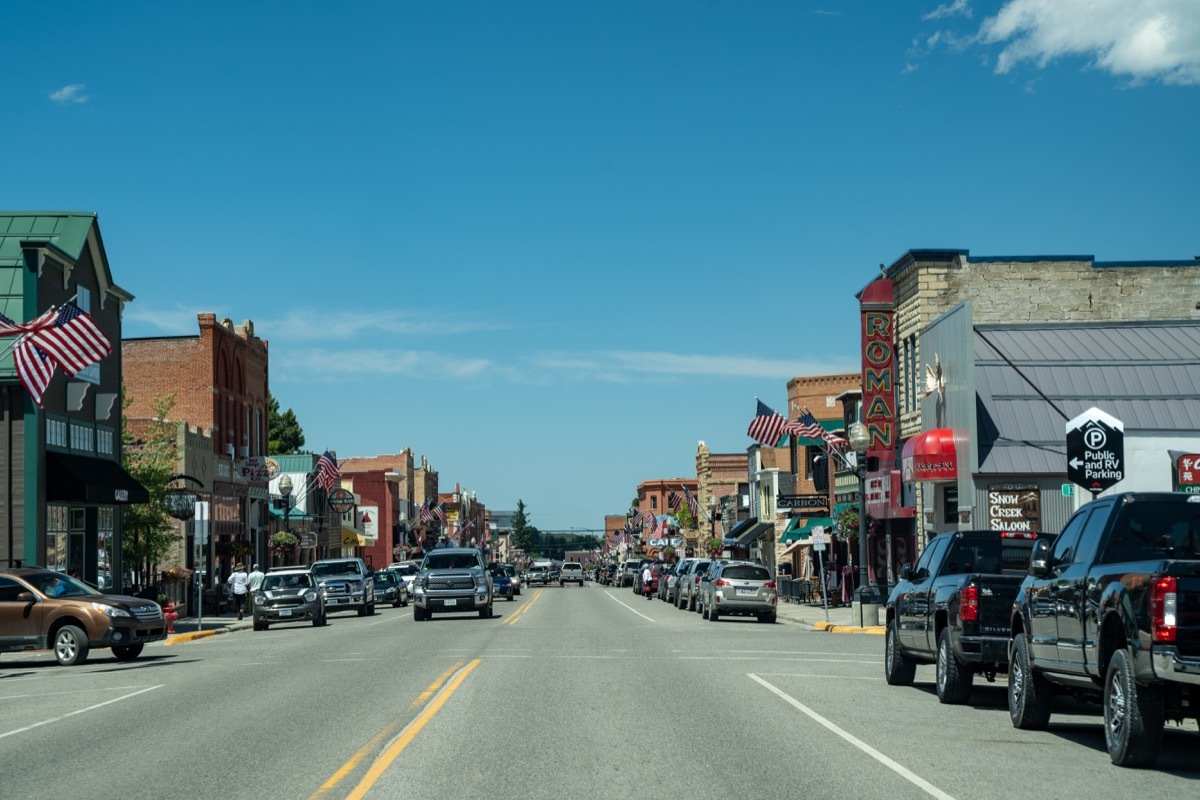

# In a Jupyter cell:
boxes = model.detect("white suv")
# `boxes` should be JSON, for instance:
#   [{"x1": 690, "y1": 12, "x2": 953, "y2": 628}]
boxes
[{"x1": 559, "y1": 562, "x2": 584, "y2": 586}]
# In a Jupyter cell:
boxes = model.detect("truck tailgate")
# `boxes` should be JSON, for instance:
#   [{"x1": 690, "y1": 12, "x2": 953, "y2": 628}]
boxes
[{"x1": 971, "y1": 574, "x2": 1024, "y2": 636}]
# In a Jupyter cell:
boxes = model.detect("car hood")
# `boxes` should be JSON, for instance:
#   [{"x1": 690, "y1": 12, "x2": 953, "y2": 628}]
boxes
[
  {"x1": 260, "y1": 588, "x2": 312, "y2": 598},
  {"x1": 70, "y1": 593, "x2": 161, "y2": 611}
]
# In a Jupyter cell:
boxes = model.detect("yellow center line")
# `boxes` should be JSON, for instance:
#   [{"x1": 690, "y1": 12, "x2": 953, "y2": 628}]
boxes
[
  {"x1": 502, "y1": 588, "x2": 543, "y2": 625},
  {"x1": 309, "y1": 661, "x2": 464, "y2": 799},
  {"x1": 343, "y1": 659, "x2": 481, "y2": 800}
]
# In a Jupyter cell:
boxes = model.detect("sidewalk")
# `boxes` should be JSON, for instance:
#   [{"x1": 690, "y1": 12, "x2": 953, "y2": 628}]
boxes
[{"x1": 773, "y1": 598, "x2": 886, "y2": 634}]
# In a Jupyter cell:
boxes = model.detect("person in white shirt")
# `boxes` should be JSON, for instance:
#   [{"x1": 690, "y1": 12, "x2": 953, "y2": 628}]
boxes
[
  {"x1": 246, "y1": 564, "x2": 265, "y2": 612},
  {"x1": 227, "y1": 563, "x2": 250, "y2": 620}
]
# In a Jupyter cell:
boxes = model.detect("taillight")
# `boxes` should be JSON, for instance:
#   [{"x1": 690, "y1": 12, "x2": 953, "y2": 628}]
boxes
[
  {"x1": 960, "y1": 584, "x2": 979, "y2": 622},
  {"x1": 764, "y1": 581, "x2": 776, "y2": 590},
  {"x1": 714, "y1": 579, "x2": 729, "y2": 587},
  {"x1": 999, "y1": 531, "x2": 1037, "y2": 539},
  {"x1": 1151, "y1": 576, "x2": 1177, "y2": 643}
]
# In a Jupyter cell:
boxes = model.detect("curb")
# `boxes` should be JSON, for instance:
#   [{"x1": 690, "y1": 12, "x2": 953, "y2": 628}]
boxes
[
  {"x1": 811, "y1": 620, "x2": 886, "y2": 635},
  {"x1": 164, "y1": 630, "x2": 218, "y2": 645}
]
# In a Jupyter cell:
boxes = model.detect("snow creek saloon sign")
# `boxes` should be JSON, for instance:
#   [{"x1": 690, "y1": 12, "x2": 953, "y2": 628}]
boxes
[
  {"x1": 987, "y1": 483, "x2": 1041, "y2": 532},
  {"x1": 776, "y1": 494, "x2": 828, "y2": 511}
]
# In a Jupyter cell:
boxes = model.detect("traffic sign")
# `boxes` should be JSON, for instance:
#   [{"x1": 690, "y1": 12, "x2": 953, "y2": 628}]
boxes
[
  {"x1": 1066, "y1": 407, "x2": 1124, "y2": 493},
  {"x1": 812, "y1": 525, "x2": 827, "y2": 552}
]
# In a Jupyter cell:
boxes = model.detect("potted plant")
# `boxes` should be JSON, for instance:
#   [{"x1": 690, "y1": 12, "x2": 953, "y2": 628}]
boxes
[
  {"x1": 270, "y1": 531, "x2": 299, "y2": 554},
  {"x1": 704, "y1": 537, "x2": 723, "y2": 557}
]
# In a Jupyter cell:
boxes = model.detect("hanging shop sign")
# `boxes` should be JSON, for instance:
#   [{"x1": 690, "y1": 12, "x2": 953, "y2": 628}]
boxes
[{"x1": 987, "y1": 483, "x2": 1041, "y2": 533}]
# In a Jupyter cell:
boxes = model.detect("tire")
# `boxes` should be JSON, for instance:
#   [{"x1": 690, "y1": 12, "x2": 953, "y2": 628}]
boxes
[
  {"x1": 366, "y1": 601, "x2": 376, "y2": 616},
  {"x1": 357, "y1": 604, "x2": 367, "y2": 617},
  {"x1": 112, "y1": 643, "x2": 144, "y2": 661},
  {"x1": 709, "y1": 605, "x2": 719, "y2": 622},
  {"x1": 253, "y1": 619, "x2": 266, "y2": 631},
  {"x1": 1104, "y1": 648, "x2": 1164, "y2": 767},
  {"x1": 936, "y1": 628, "x2": 973, "y2": 704},
  {"x1": 760, "y1": 611, "x2": 777, "y2": 624},
  {"x1": 479, "y1": 604, "x2": 492, "y2": 619},
  {"x1": 884, "y1": 621, "x2": 916, "y2": 686},
  {"x1": 53, "y1": 624, "x2": 89, "y2": 666},
  {"x1": 1009, "y1": 633, "x2": 1052, "y2": 730}
]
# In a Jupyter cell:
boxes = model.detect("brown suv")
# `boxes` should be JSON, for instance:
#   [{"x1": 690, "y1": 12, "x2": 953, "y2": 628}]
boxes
[{"x1": 0, "y1": 568, "x2": 168, "y2": 666}]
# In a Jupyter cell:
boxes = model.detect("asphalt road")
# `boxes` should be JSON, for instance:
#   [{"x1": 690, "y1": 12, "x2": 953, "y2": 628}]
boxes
[{"x1": 2, "y1": 584, "x2": 1197, "y2": 799}]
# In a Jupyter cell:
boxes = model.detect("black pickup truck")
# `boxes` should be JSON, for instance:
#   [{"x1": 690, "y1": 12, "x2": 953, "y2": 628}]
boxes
[
  {"x1": 885, "y1": 529, "x2": 1050, "y2": 704},
  {"x1": 1008, "y1": 492, "x2": 1200, "y2": 767}
]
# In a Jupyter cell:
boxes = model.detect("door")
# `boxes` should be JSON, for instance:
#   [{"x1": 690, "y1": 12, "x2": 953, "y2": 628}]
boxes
[
  {"x1": 0, "y1": 577, "x2": 43, "y2": 649},
  {"x1": 1028, "y1": 510, "x2": 1089, "y2": 665},
  {"x1": 899, "y1": 535, "x2": 949, "y2": 650},
  {"x1": 1055, "y1": 504, "x2": 1110, "y2": 673}
]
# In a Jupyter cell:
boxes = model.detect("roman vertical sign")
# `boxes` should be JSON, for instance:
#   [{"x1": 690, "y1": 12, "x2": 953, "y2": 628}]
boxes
[
  {"x1": 859, "y1": 278, "x2": 896, "y2": 465},
  {"x1": 1066, "y1": 407, "x2": 1124, "y2": 493}
]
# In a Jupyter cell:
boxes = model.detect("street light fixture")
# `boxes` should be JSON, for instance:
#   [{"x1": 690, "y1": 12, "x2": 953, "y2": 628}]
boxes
[
  {"x1": 847, "y1": 421, "x2": 878, "y2": 626},
  {"x1": 279, "y1": 474, "x2": 294, "y2": 541}
]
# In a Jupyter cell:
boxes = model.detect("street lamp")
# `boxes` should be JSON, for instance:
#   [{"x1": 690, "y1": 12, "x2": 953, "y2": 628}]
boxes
[
  {"x1": 279, "y1": 474, "x2": 294, "y2": 540},
  {"x1": 848, "y1": 421, "x2": 878, "y2": 626}
]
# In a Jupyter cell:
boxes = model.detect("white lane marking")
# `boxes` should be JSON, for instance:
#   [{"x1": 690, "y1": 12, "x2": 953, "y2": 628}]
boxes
[
  {"x1": 0, "y1": 685, "x2": 163, "y2": 740},
  {"x1": 722, "y1": 650, "x2": 879, "y2": 657},
  {"x1": 753, "y1": 673, "x2": 879, "y2": 680},
  {"x1": 749, "y1": 674, "x2": 955, "y2": 800},
  {"x1": 367, "y1": 611, "x2": 411, "y2": 626},
  {"x1": 0, "y1": 685, "x2": 155, "y2": 701},
  {"x1": 603, "y1": 591, "x2": 656, "y2": 623},
  {"x1": 680, "y1": 656, "x2": 879, "y2": 664}
]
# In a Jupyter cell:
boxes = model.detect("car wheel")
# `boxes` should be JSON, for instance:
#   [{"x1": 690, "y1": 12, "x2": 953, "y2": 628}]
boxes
[
  {"x1": 936, "y1": 628, "x2": 973, "y2": 704},
  {"x1": 479, "y1": 604, "x2": 490, "y2": 619},
  {"x1": 1104, "y1": 648, "x2": 1164, "y2": 767},
  {"x1": 1009, "y1": 633, "x2": 1052, "y2": 730},
  {"x1": 709, "y1": 606, "x2": 719, "y2": 622},
  {"x1": 53, "y1": 624, "x2": 89, "y2": 666},
  {"x1": 701, "y1": 602, "x2": 709, "y2": 620},
  {"x1": 112, "y1": 643, "x2": 144, "y2": 661},
  {"x1": 366, "y1": 602, "x2": 376, "y2": 616},
  {"x1": 312, "y1": 613, "x2": 323, "y2": 627},
  {"x1": 357, "y1": 604, "x2": 367, "y2": 617},
  {"x1": 884, "y1": 620, "x2": 916, "y2": 686},
  {"x1": 760, "y1": 611, "x2": 777, "y2": 624},
  {"x1": 253, "y1": 619, "x2": 266, "y2": 631}
]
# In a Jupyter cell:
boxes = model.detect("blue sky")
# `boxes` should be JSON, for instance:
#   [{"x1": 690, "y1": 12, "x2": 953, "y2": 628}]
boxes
[{"x1": 5, "y1": 1, "x2": 1199, "y2": 532}]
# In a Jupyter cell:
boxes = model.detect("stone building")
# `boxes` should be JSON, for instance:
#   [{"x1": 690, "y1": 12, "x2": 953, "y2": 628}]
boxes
[{"x1": 0, "y1": 211, "x2": 144, "y2": 587}]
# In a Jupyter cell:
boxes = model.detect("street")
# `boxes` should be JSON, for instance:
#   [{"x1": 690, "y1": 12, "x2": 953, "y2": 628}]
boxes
[{"x1": 2, "y1": 585, "x2": 1197, "y2": 799}]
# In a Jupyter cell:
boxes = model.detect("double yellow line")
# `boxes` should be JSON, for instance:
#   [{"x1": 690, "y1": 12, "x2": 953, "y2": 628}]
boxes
[
  {"x1": 501, "y1": 587, "x2": 544, "y2": 626},
  {"x1": 310, "y1": 659, "x2": 480, "y2": 800}
]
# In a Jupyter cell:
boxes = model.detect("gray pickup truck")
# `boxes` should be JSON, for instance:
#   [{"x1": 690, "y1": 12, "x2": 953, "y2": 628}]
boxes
[
  {"x1": 310, "y1": 557, "x2": 375, "y2": 616},
  {"x1": 412, "y1": 547, "x2": 493, "y2": 620}
]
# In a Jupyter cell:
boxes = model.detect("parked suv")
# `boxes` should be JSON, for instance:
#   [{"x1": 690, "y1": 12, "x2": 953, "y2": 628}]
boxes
[
  {"x1": 413, "y1": 547, "x2": 493, "y2": 620},
  {"x1": 676, "y1": 558, "x2": 712, "y2": 611},
  {"x1": 252, "y1": 567, "x2": 327, "y2": 630},
  {"x1": 698, "y1": 561, "x2": 777, "y2": 623},
  {"x1": 0, "y1": 568, "x2": 167, "y2": 666},
  {"x1": 310, "y1": 558, "x2": 375, "y2": 616},
  {"x1": 559, "y1": 562, "x2": 584, "y2": 586}
]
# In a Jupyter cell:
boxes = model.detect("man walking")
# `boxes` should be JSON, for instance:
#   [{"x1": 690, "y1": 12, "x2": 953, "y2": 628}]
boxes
[{"x1": 246, "y1": 563, "x2": 265, "y2": 612}]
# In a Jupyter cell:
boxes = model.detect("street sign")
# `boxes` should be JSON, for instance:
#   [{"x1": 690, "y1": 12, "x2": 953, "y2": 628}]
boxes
[
  {"x1": 812, "y1": 526, "x2": 826, "y2": 551},
  {"x1": 327, "y1": 488, "x2": 355, "y2": 514},
  {"x1": 1066, "y1": 407, "x2": 1124, "y2": 494},
  {"x1": 299, "y1": 533, "x2": 317, "y2": 548},
  {"x1": 1061, "y1": 483, "x2": 1074, "y2": 497}
]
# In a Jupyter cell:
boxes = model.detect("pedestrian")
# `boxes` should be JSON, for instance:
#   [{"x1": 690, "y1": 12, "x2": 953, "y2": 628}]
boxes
[
  {"x1": 227, "y1": 562, "x2": 249, "y2": 620},
  {"x1": 246, "y1": 563, "x2": 265, "y2": 611}
]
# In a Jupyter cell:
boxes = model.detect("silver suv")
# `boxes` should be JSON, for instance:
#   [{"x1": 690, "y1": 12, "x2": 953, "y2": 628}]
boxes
[
  {"x1": 559, "y1": 562, "x2": 584, "y2": 586},
  {"x1": 413, "y1": 548, "x2": 493, "y2": 620},
  {"x1": 676, "y1": 558, "x2": 712, "y2": 611},
  {"x1": 310, "y1": 558, "x2": 375, "y2": 616},
  {"x1": 697, "y1": 561, "x2": 777, "y2": 623},
  {"x1": 252, "y1": 568, "x2": 327, "y2": 630}
]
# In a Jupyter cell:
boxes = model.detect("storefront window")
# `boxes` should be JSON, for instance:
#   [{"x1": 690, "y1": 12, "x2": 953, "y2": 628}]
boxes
[
  {"x1": 98, "y1": 508, "x2": 114, "y2": 590},
  {"x1": 46, "y1": 505, "x2": 68, "y2": 570}
]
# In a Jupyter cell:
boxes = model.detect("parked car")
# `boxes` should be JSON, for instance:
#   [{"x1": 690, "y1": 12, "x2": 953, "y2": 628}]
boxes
[
  {"x1": 677, "y1": 558, "x2": 712, "y2": 611},
  {"x1": 492, "y1": 566, "x2": 515, "y2": 601},
  {"x1": 0, "y1": 568, "x2": 167, "y2": 666},
  {"x1": 652, "y1": 563, "x2": 672, "y2": 601},
  {"x1": 371, "y1": 569, "x2": 409, "y2": 608},
  {"x1": 413, "y1": 547, "x2": 493, "y2": 620},
  {"x1": 559, "y1": 562, "x2": 585, "y2": 586},
  {"x1": 252, "y1": 568, "x2": 327, "y2": 630},
  {"x1": 387, "y1": 561, "x2": 421, "y2": 596},
  {"x1": 697, "y1": 561, "x2": 777, "y2": 623},
  {"x1": 503, "y1": 564, "x2": 522, "y2": 595},
  {"x1": 310, "y1": 558, "x2": 375, "y2": 616},
  {"x1": 884, "y1": 529, "x2": 1049, "y2": 703},
  {"x1": 1008, "y1": 492, "x2": 1200, "y2": 767},
  {"x1": 666, "y1": 559, "x2": 694, "y2": 604}
]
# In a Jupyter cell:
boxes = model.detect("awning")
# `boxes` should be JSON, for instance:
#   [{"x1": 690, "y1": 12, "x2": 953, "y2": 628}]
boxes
[
  {"x1": 779, "y1": 538, "x2": 810, "y2": 558},
  {"x1": 722, "y1": 517, "x2": 756, "y2": 546},
  {"x1": 737, "y1": 521, "x2": 772, "y2": 546},
  {"x1": 792, "y1": 419, "x2": 845, "y2": 447},
  {"x1": 268, "y1": 506, "x2": 312, "y2": 521},
  {"x1": 340, "y1": 524, "x2": 374, "y2": 547},
  {"x1": 780, "y1": 516, "x2": 834, "y2": 544},
  {"x1": 45, "y1": 452, "x2": 149, "y2": 504},
  {"x1": 901, "y1": 428, "x2": 958, "y2": 482}
]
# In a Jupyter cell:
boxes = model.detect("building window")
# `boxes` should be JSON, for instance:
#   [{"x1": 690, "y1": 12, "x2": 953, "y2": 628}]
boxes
[
  {"x1": 76, "y1": 285, "x2": 91, "y2": 313},
  {"x1": 46, "y1": 505, "x2": 69, "y2": 571},
  {"x1": 70, "y1": 421, "x2": 94, "y2": 453},
  {"x1": 651, "y1": 496, "x2": 658, "y2": 510},
  {"x1": 96, "y1": 426, "x2": 115, "y2": 456},
  {"x1": 98, "y1": 508, "x2": 114, "y2": 590},
  {"x1": 46, "y1": 417, "x2": 68, "y2": 449}
]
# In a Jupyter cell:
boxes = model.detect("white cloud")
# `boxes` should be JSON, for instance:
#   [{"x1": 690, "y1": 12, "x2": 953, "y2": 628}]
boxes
[
  {"x1": 260, "y1": 308, "x2": 509, "y2": 342},
  {"x1": 124, "y1": 305, "x2": 218, "y2": 334},
  {"x1": 925, "y1": 0, "x2": 972, "y2": 21},
  {"x1": 979, "y1": 0, "x2": 1200, "y2": 84},
  {"x1": 272, "y1": 348, "x2": 495, "y2": 382},
  {"x1": 529, "y1": 350, "x2": 856, "y2": 381},
  {"x1": 49, "y1": 84, "x2": 89, "y2": 105}
]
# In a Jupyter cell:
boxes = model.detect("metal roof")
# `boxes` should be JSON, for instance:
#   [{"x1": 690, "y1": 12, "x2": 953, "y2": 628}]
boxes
[
  {"x1": 974, "y1": 321, "x2": 1200, "y2": 475},
  {"x1": 0, "y1": 212, "x2": 96, "y2": 267}
]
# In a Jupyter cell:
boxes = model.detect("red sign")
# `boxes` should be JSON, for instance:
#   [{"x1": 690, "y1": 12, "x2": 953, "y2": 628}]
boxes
[
  {"x1": 1177, "y1": 454, "x2": 1200, "y2": 486},
  {"x1": 860, "y1": 279, "x2": 895, "y2": 463}
]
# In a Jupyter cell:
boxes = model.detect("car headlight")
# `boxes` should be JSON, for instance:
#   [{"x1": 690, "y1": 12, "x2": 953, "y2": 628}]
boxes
[
  {"x1": 304, "y1": 590, "x2": 318, "y2": 602},
  {"x1": 92, "y1": 602, "x2": 132, "y2": 618}
]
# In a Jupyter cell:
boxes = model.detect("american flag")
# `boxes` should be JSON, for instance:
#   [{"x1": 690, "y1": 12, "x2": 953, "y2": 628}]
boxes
[
  {"x1": 13, "y1": 339, "x2": 56, "y2": 407},
  {"x1": 432, "y1": 503, "x2": 446, "y2": 525},
  {"x1": 314, "y1": 450, "x2": 340, "y2": 491},
  {"x1": 667, "y1": 490, "x2": 680, "y2": 510},
  {"x1": 27, "y1": 301, "x2": 112, "y2": 375},
  {"x1": 629, "y1": 510, "x2": 643, "y2": 527},
  {"x1": 682, "y1": 485, "x2": 699, "y2": 517},
  {"x1": 789, "y1": 408, "x2": 848, "y2": 449},
  {"x1": 747, "y1": 400, "x2": 788, "y2": 446},
  {"x1": 419, "y1": 501, "x2": 433, "y2": 523},
  {"x1": 0, "y1": 307, "x2": 57, "y2": 337}
]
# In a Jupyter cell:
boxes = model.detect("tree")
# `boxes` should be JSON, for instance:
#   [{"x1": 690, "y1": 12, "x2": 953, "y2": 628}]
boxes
[
  {"x1": 510, "y1": 499, "x2": 532, "y2": 553},
  {"x1": 122, "y1": 393, "x2": 183, "y2": 587},
  {"x1": 268, "y1": 393, "x2": 305, "y2": 455}
]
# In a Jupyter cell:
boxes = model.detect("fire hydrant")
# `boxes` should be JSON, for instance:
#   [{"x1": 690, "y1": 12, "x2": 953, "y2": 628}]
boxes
[{"x1": 163, "y1": 601, "x2": 178, "y2": 634}]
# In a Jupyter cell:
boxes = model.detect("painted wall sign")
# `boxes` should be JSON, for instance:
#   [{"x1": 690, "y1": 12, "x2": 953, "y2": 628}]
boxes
[{"x1": 987, "y1": 483, "x2": 1041, "y2": 532}]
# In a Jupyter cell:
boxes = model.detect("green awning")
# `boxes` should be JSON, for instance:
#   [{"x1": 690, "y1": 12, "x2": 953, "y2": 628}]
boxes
[
  {"x1": 792, "y1": 420, "x2": 844, "y2": 447},
  {"x1": 779, "y1": 516, "x2": 833, "y2": 544}
]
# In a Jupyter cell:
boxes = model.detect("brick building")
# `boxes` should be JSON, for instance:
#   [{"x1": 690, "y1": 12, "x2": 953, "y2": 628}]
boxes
[
  {"x1": 0, "y1": 211, "x2": 144, "y2": 588},
  {"x1": 694, "y1": 442, "x2": 748, "y2": 551},
  {"x1": 634, "y1": 478, "x2": 697, "y2": 559},
  {"x1": 123, "y1": 314, "x2": 270, "y2": 583}
]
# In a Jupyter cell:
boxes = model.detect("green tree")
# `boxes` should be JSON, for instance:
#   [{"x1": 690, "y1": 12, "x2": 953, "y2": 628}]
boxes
[
  {"x1": 268, "y1": 393, "x2": 305, "y2": 455},
  {"x1": 122, "y1": 393, "x2": 183, "y2": 586},
  {"x1": 510, "y1": 499, "x2": 531, "y2": 553}
]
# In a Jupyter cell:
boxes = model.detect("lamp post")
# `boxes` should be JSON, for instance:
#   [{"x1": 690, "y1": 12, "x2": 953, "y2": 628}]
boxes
[
  {"x1": 848, "y1": 421, "x2": 878, "y2": 626},
  {"x1": 279, "y1": 475, "x2": 294, "y2": 557}
]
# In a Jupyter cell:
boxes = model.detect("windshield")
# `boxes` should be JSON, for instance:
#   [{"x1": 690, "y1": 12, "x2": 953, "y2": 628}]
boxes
[
  {"x1": 422, "y1": 554, "x2": 482, "y2": 570},
  {"x1": 28, "y1": 572, "x2": 99, "y2": 598},
  {"x1": 373, "y1": 572, "x2": 397, "y2": 585},
  {"x1": 312, "y1": 562, "x2": 360, "y2": 577},
  {"x1": 263, "y1": 573, "x2": 313, "y2": 590}
]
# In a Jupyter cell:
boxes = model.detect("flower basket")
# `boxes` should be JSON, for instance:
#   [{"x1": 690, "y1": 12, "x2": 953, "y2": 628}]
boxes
[
  {"x1": 161, "y1": 567, "x2": 194, "y2": 585},
  {"x1": 270, "y1": 532, "x2": 299, "y2": 554},
  {"x1": 704, "y1": 537, "x2": 723, "y2": 558}
]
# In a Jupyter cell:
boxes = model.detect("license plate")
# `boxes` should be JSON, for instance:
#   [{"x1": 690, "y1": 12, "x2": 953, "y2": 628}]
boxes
[
  {"x1": 444, "y1": 599, "x2": 457, "y2": 607},
  {"x1": 736, "y1": 588, "x2": 757, "y2": 596},
  {"x1": 328, "y1": 599, "x2": 341, "y2": 605},
  {"x1": 279, "y1": 608, "x2": 292, "y2": 616}
]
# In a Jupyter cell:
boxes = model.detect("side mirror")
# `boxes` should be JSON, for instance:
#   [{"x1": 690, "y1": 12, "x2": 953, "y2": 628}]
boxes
[
  {"x1": 17, "y1": 591, "x2": 36, "y2": 602},
  {"x1": 899, "y1": 564, "x2": 915, "y2": 582},
  {"x1": 1028, "y1": 539, "x2": 1054, "y2": 578}
]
